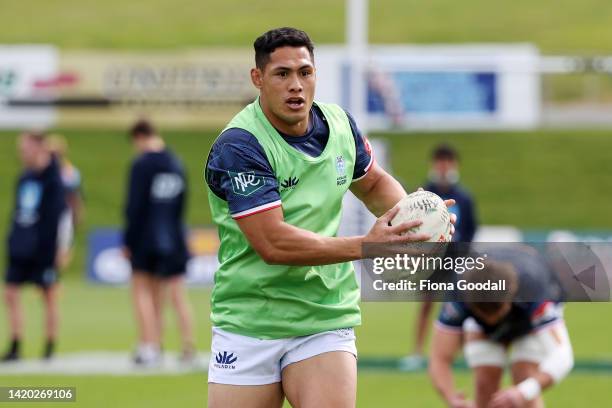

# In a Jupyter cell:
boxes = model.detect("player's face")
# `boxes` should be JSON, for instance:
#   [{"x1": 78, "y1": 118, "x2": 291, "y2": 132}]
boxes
[
  {"x1": 431, "y1": 158, "x2": 458, "y2": 187},
  {"x1": 433, "y1": 158, "x2": 457, "y2": 178},
  {"x1": 17, "y1": 134, "x2": 39, "y2": 167},
  {"x1": 252, "y1": 46, "x2": 316, "y2": 135}
]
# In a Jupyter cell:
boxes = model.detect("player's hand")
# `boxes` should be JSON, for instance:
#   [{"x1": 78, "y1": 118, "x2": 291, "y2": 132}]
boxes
[
  {"x1": 364, "y1": 205, "x2": 431, "y2": 244},
  {"x1": 416, "y1": 187, "x2": 457, "y2": 236},
  {"x1": 448, "y1": 391, "x2": 475, "y2": 408},
  {"x1": 488, "y1": 386, "x2": 526, "y2": 408},
  {"x1": 121, "y1": 247, "x2": 131, "y2": 260}
]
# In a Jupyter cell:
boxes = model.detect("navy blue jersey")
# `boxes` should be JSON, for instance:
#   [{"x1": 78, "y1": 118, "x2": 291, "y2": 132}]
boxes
[
  {"x1": 123, "y1": 149, "x2": 188, "y2": 257},
  {"x1": 206, "y1": 104, "x2": 373, "y2": 219},
  {"x1": 437, "y1": 246, "x2": 564, "y2": 343},
  {"x1": 437, "y1": 301, "x2": 562, "y2": 343},
  {"x1": 7, "y1": 157, "x2": 66, "y2": 267},
  {"x1": 425, "y1": 183, "x2": 476, "y2": 242}
]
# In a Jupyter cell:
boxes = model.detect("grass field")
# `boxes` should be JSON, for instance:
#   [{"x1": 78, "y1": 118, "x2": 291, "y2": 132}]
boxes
[
  {"x1": 1, "y1": 0, "x2": 612, "y2": 53},
  {"x1": 1, "y1": 1, "x2": 611, "y2": 406},
  {"x1": 0, "y1": 129, "x2": 611, "y2": 407},
  {"x1": 0, "y1": 372, "x2": 610, "y2": 407},
  {"x1": 1, "y1": 128, "x2": 612, "y2": 277},
  {"x1": 0, "y1": 282, "x2": 611, "y2": 407}
]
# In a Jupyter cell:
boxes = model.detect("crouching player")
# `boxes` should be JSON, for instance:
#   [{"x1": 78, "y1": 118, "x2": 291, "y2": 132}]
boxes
[{"x1": 429, "y1": 247, "x2": 573, "y2": 408}]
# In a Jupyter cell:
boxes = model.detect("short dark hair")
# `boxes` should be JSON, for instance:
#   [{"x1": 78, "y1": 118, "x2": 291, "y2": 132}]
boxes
[
  {"x1": 254, "y1": 27, "x2": 314, "y2": 70},
  {"x1": 129, "y1": 119, "x2": 156, "y2": 138},
  {"x1": 432, "y1": 143, "x2": 459, "y2": 161}
]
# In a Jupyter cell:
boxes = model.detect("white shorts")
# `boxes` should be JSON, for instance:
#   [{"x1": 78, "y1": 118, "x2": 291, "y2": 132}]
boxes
[
  {"x1": 462, "y1": 317, "x2": 566, "y2": 368},
  {"x1": 208, "y1": 327, "x2": 357, "y2": 386}
]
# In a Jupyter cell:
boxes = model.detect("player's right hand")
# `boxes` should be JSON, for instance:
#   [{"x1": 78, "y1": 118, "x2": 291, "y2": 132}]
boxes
[
  {"x1": 448, "y1": 392, "x2": 475, "y2": 408},
  {"x1": 364, "y1": 205, "x2": 431, "y2": 244}
]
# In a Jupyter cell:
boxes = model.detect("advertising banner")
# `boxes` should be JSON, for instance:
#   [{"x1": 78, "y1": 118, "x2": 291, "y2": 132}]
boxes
[
  {"x1": 0, "y1": 45, "x2": 57, "y2": 129},
  {"x1": 87, "y1": 227, "x2": 219, "y2": 286}
]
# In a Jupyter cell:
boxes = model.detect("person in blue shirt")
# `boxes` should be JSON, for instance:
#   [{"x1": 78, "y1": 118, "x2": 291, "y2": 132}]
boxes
[
  {"x1": 123, "y1": 120, "x2": 194, "y2": 366},
  {"x1": 429, "y1": 246, "x2": 573, "y2": 408},
  {"x1": 2, "y1": 131, "x2": 66, "y2": 361},
  {"x1": 425, "y1": 144, "x2": 476, "y2": 242},
  {"x1": 403, "y1": 143, "x2": 479, "y2": 369}
]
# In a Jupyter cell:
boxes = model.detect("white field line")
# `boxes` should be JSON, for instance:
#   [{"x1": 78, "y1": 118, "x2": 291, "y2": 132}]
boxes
[{"x1": 0, "y1": 351, "x2": 210, "y2": 376}]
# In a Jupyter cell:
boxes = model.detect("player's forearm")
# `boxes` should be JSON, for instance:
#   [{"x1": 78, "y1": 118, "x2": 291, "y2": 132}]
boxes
[
  {"x1": 516, "y1": 324, "x2": 574, "y2": 401},
  {"x1": 429, "y1": 358, "x2": 457, "y2": 403},
  {"x1": 532, "y1": 372, "x2": 554, "y2": 392},
  {"x1": 355, "y1": 172, "x2": 406, "y2": 217},
  {"x1": 258, "y1": 221, "x2": 364, "y2": 265}
]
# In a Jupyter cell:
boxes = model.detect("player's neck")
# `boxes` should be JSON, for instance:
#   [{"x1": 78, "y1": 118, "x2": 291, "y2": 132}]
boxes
[
  {"x1": 30, "y1": 152, "x2": 51, "y2": 172},
  {"x1": 260, "y1": 103, "x2": 309, "y2": 136},
  {"x1": 274, "y1": 119, "x2": 309, "y2": 137},
  {"x1": 140, "y1": 136, "x2": 165, "y2": 153}
]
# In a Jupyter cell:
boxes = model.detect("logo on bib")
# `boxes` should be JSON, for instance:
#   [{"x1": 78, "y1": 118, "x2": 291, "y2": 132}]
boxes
[
  {"x1": 214, "y1": 351, "x2": 238, "y2": 370},
  {"x1": 228, "y1": 171, "x2": 265, "y2": 196},
  {"x1": 336, "y1": 155, "x2": 347, "y2": 186},
  {"x1": 280, "y1": 176, "x2": 299, "y2": 192}
]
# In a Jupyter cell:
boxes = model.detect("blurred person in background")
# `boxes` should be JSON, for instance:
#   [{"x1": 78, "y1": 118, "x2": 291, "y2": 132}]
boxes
[
  {"x1": 429, "y1": 246, "x2": 573, "y2": 408},
  {"x1": 47, "y1": 134, "x2": 84, "y2": 269},
  {"x1": 2, "y1": 131, "x2": 66, "y2": 361},
  {"x1": 123, "y1": 119, "x2": 195, "y2": 366},
  {"x1": 402, "y1": 143, "x2": 478, "y2": 369}
]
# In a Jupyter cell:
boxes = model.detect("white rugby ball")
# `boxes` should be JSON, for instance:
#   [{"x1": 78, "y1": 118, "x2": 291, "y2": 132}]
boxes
[{"x1": 391, "y1": 190, "x2": 452, "y2": 242}]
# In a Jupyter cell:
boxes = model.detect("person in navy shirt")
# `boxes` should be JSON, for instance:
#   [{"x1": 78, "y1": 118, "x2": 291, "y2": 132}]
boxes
[
  {"x1": 2, "y1": 131, "x2": 66, "y2": 362},
  {"x1": 425, "y1": 144, "x2": 477, "y2": 242},
  {"x1": 123, "y1": 120, "x2": 194, "y2": 366},
  {"x1": 429, "y1": 246, "x2": 573, "y2": 408},
  {"x1": 404, "y1": 144, "x2": 479, "y2": 368}
]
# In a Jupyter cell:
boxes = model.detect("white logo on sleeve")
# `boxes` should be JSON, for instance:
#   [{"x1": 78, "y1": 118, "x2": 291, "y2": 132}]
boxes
[
  {"x1": 151, "y1": 173, "x2": 184, "y2": 200},
  {"x1": 228, "y1": 171, "x2": 265, "y2": 196}
]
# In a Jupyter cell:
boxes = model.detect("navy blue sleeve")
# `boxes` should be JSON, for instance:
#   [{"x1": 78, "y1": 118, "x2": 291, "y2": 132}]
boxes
[
  {"x1": 205, "y1": 128, "x2": 281, "y2": 219},
  {"x1": 529, "y1": 301, "x2": 563, "y2": 330},
  {"x1": 436, "y1": 302, "x2": 468, "y2": 332},
  {"x1": 344, "y1": 110, "x2": 374, "y2": 181},
  {"x1": 124, "y1": 159, "x2": 149, "y2": 251},
  {"x1": 39, "y1": 162, "x2": 66, "y2": 267},
  {"x1": 179, "y1": 164, "x2": 188, "y2": 225}
]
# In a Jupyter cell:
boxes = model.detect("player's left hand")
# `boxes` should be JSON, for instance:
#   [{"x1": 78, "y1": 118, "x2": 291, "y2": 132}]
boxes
[
  {"x1": 416, "y1": 187, "x2": 457, "y2": 236},
  {"x1": 488, "y1": 386, "x2": 526, "y2": 408}
]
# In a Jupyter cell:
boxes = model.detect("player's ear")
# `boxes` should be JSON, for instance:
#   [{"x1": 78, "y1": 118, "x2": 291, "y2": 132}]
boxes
[{"x1": 251, "y1": 68, "x2": 263, "y2": 89}]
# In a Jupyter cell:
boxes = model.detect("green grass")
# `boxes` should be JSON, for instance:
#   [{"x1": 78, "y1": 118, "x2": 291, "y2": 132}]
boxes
[
  {"x1": 1, "y1": 0, "x2": 612, "y2": 52},
  {"x1": 2, "y1": 282, "x2": 611, "y2": 360},
  {"x1": 0, "y1": 281, "x2": 611, "y2": 407},
  {"x1": 0, "y1": 372, "x2": 610, "y2": 407},
  {"x1": 0, "y1": 128, "x2": 611, "y2": 406},
  {"x1": 1, "y1": 129, "x2": 612, "y2": 280}
]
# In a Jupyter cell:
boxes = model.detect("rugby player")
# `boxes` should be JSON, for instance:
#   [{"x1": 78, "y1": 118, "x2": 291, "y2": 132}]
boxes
[
  {"x1": 205, "y1": 27, "x2": 455, "y2": 407},
  {"x1": 123, "y1": 120, "x2": 194, "y2": 365},
  {"x1": 429, "y1": 247, "x2": 573, "y2": 408},
  {"x1": 2, "y1": 131, "x2": 66, "y2": 361}
]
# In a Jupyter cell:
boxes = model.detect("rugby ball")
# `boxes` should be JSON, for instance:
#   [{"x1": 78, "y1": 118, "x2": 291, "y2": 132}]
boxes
[{"x1": 391, "y1": 190, "x2": 452, "y2": 242}]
